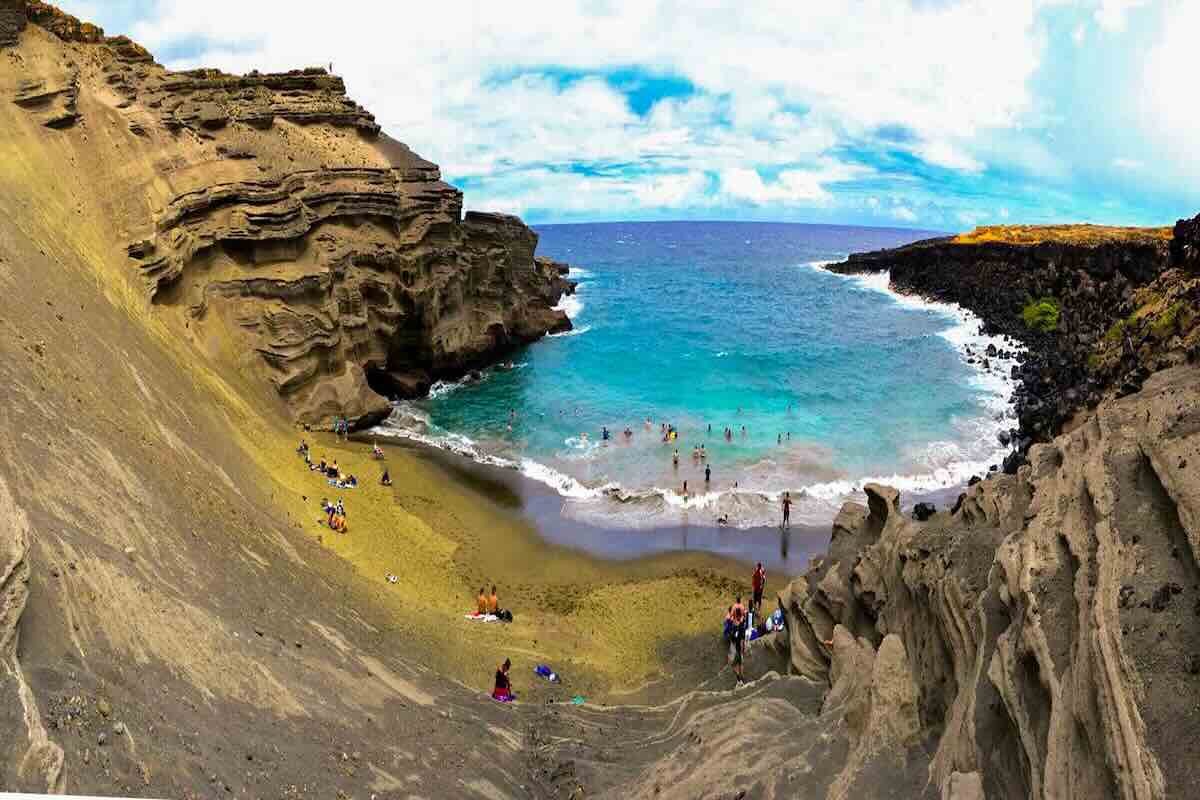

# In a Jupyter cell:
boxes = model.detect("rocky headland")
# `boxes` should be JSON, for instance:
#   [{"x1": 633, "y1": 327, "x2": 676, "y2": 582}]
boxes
[
  {"x1": 829, "y1": 221, "x2": 1198, "y2": 473},
  {"x1": 6, "y1": 0, "x2": 574, "y2": 431}
]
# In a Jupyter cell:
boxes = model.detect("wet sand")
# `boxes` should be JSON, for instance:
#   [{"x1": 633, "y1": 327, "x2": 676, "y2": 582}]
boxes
[
  {"x1": 375, "y1": 432, "x2": 831, "y2": 574},
  {"x1": 360, "y1": 431, "x2": 970, "y2": 572}
]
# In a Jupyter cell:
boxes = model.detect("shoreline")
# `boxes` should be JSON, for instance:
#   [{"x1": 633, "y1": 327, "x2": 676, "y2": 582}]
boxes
[
  {"x1": 357, "y1": 255, "x2": 1011, "y2": 550},
  {"x1": 353, "y1": 430, "x2": 966, "y2": 572}
]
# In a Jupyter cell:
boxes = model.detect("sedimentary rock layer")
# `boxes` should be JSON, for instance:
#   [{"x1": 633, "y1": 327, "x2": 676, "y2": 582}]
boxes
[{"x1": 8, "y1": 1, "x2": 574, "y2": 429}]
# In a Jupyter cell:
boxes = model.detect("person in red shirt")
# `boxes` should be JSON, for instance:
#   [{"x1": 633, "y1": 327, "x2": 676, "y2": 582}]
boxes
[
  {"x1": 751, "y1": 562, "x2": 766, "y2": 614},
  {"x1": 493, "y1": 658, "x2": 514, "y2": 702}
]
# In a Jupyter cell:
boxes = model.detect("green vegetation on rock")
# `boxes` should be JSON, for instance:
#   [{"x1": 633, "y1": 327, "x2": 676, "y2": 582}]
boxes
[{"x1": 1022, "y1": 296, "x2": 1061, "y2": 333}]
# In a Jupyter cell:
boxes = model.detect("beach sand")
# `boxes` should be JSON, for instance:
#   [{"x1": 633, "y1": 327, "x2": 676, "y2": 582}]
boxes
[{"x1": 248, "y1": 429, "x2": 823, "y2": 705}]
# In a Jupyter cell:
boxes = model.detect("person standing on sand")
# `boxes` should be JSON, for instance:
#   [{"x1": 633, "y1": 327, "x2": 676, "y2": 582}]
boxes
[
  {"x1": 781, "y1": 491, "x2": 792, "y2": 527},
  {"x1": 705, "y1": 463, "x2": 711, "y2": 484},
  {"x1": 729, "y1": 595, "x2": 748, "y2": 685},
  {"x1": 752, "y1": 562, "x2": 766, "y2": 613},
  {"x1": 493, "y1": 658, "x2": 514, "y2": 702}
]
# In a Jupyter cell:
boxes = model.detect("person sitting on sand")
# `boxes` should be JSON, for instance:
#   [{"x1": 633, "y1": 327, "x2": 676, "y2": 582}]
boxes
[
  {"x1": 380, "y1": 469, "x2": 391, "y2": 486},
  {"x1": 477, "y1": 587, "x2": 488, "y2": 616},
  {"x1": 335, "y1": 499, "x2": 345, "y2": 517},
  {"x1": 297, "y1": 440, "x2": 309, "y2": 456},
  {"x1": 493, "y1": 658, "x2": 514, "y2": 702},
  {"x1": 372, "y1": 442, "x2": 384, "y2": 459},
  {"x1": 488, "y1": 585, "x2": 499, "y2": 615}
]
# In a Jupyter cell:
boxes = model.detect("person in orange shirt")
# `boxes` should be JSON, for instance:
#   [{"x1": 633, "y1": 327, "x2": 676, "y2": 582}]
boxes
[
  {"x1": 476, "y1": 587, "x2": 488, "y2": 615},
  {"x1": 487, "y1": 586, "x2": 499, "y2": 615}
]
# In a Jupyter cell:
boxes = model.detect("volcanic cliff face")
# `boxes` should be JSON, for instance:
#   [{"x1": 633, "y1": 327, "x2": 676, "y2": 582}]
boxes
[
  {"x1": 777, "y1": 363, "x2": 1200, "y2": 798},
  {"x1": 3, "y1": 0, "x2": 573, "y2": 429}
]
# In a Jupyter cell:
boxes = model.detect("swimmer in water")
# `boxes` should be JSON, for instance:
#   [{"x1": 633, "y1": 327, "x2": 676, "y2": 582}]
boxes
[{"x1": 673, "y1": 449, "x2": 680, "y2": 467}]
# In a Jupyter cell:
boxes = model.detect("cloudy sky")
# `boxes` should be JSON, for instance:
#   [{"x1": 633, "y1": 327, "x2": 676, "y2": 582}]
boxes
[{"x1": 59, "y1": 0, "x2": 1199, "y2": 229}]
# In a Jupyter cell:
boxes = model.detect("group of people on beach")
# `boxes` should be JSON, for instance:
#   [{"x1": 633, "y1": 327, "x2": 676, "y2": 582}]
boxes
[
  {"x1": 299, "y1": 426, "x2": 532, "y2": 705},
  {"x1": 723, "y1": 561, "x2": 770, "y2": 686},
  {"x1": 298, "y1": 440, "x2": 360, "y2": 488}
]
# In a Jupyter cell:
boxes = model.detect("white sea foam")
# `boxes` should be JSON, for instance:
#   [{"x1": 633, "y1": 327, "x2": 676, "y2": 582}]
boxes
[
  {"x1": 569, "y1": 267, "x2": 592, "y2": 279},
  {"x1": 547, "y1": 324, "x2": 592, "y2": 338},
  {"x1": 373, "y1": 405, "x2": 616, "y2": 501},
  {"x1": 426, "y1": 377, "x2": 471, "y2": 399},
  {"x1": 554, "y1": 293, "x2": 583, "y2": 319},
  {"x1": 803, "y1": 259, "x2": 1024, "y2": 503}
]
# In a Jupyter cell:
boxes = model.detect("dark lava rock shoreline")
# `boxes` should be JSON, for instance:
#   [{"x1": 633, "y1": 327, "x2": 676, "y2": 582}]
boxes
[{"x1": 828, "y1": 219, "x2": 1200, "y2": 474}]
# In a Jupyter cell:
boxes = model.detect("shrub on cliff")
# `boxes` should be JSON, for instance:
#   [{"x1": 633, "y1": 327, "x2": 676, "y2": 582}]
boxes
[{"x1": 1022, "y1": 297, "x2": 1060, "y2": 333}]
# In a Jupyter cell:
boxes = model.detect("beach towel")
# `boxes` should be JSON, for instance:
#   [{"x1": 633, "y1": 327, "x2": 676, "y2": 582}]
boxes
[{"x1": 465, "y1": 613, "x2": 500, "y2": 622}]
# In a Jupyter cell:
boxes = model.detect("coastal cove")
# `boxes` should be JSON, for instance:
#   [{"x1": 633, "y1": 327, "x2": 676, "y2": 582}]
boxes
[{"x1": 372, "y1": 221, "x2": 1023, "y2": 545}]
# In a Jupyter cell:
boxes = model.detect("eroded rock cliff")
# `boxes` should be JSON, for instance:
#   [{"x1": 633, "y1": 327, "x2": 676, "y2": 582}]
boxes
[
  {"x1": 5, "y1": 2, "x2": 573, "y2": 429},
  {"x1": 779, "y1": 364, "x2": 1200, "y2": 798}
]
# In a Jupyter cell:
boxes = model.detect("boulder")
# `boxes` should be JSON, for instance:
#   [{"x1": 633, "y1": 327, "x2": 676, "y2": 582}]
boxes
[{"x1": 912, "y1": 502, "x2": 936, "y2": 521}]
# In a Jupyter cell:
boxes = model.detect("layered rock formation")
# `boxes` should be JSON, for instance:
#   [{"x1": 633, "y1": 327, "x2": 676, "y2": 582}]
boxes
[
  {"x1": 778, "y1": 364, "x2": 1200, "y2": 798},
  {"x1": 6, "y1": 1, "x2": 574, "y2": 429}
]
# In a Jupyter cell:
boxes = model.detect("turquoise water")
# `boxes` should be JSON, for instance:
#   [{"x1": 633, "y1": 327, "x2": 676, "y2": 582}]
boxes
[{"x1": 379, "y1": 222, "x2": 1017, "y2": 528}]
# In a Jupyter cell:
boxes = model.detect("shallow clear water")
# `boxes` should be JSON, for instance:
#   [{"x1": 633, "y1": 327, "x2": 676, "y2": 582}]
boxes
[{"x1": 377, "y1": 221, "x2": 1018, "y2": 528}]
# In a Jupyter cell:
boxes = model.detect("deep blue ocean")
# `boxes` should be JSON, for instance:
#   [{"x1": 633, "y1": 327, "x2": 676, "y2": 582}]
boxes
[{"x1": 379, "y1": 222, "x2": 1017, "y2": 528}]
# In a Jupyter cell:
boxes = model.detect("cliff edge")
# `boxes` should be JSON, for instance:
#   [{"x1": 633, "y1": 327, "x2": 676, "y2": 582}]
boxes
[{"x1": 3, "y1": 0, "x2": 573, "y2": 430}]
